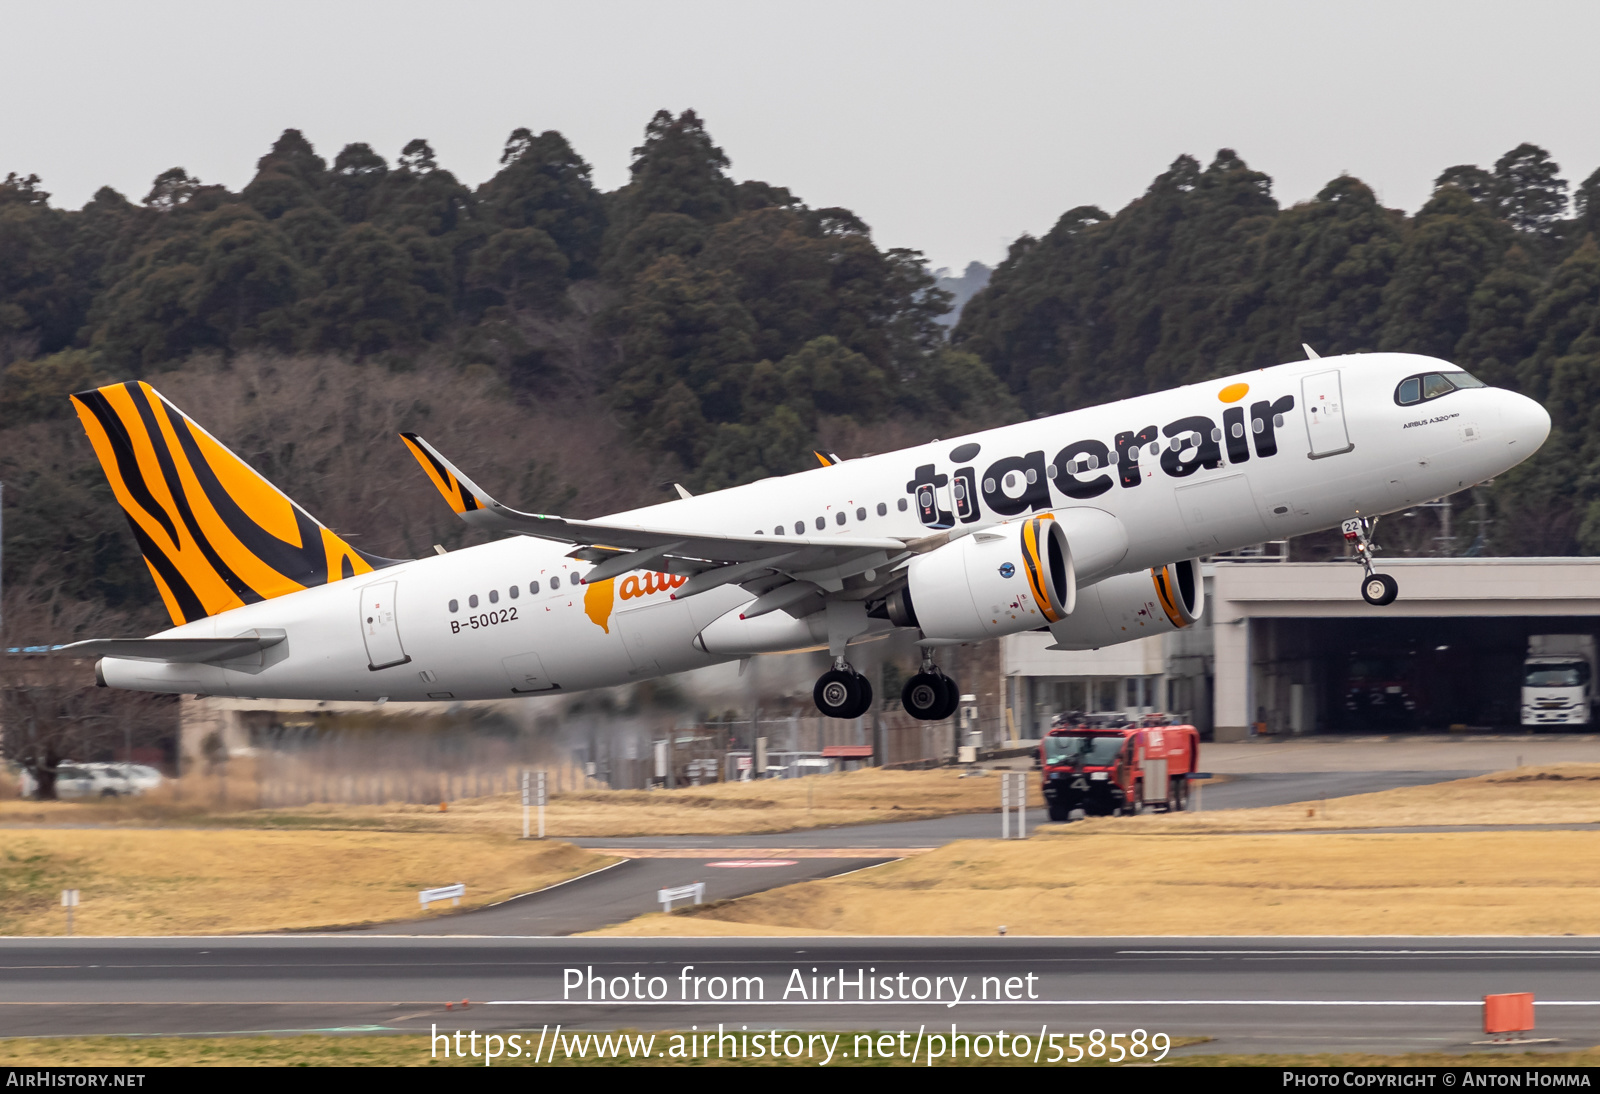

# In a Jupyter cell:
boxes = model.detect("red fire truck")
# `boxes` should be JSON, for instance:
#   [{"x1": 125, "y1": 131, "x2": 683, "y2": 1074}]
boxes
[{"x1": 1039, "y1": 716, "x2": 1202, "y2": 821}]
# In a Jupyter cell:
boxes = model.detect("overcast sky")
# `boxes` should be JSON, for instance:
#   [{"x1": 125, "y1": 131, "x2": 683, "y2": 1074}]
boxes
[{"x1": 6, "y1": 1, "x2": 1599, "y2": 272}]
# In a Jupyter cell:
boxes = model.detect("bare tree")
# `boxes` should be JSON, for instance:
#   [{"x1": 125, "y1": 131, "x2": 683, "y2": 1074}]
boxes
[{"x1": 0, "y1": 567, "x2": 177, "y2": 798}]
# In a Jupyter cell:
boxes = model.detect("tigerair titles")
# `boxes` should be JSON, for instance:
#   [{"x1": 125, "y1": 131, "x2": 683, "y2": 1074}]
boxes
[{"x1": 905, "y1": 392, "x2": 1297, "y2": 528}]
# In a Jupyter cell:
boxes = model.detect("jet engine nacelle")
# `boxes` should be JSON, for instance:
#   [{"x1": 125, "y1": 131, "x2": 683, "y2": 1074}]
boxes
[
  {"x1": 1044, "y1": 559, "x2": 1204, "y2": 650},
  {"x1": 888, "y1": 516, "x2": 1074, "y2": 642}
]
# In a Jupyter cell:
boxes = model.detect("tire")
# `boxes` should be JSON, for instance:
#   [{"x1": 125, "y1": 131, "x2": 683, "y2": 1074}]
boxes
[
  {"x1": 814, "y1": 669, "x2": 864, "y2": 719},
  {"x1": 848, "y1": 674, "x2": 874, "y2": 719},
  {"x1": 1361, "y1": 572, "x2": 1399, "y2": 606},
  {"x1": 1047, "y1": 799, "x2": 1071, "y2": 822},
  {"x1": 934, "y1": 673, "x2": 961, "y2": 720},
  {"x1": 901, "y1": 673, "x2": 947, "y2": 720}
]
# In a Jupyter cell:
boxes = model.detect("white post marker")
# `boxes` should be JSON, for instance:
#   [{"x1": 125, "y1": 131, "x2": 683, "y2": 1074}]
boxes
[
  {"x1": 419, "y1": 883, "x2": 465, "y2": 910},
  {"x1": 658, "y1": 882, "x2": 706, "y2": 912},
  {"x1": 521, "y1": 769, "x2": 530, "y2": 839},
  {"x1": 61, "y1": 889, "x2": 79, "y2": 936},
  {"x1": 537, "y1": 770, "x2": 547, "y2": 839},
  {"x1": 1001, "y1": 772, "x2": 1027, "y2": 839}
]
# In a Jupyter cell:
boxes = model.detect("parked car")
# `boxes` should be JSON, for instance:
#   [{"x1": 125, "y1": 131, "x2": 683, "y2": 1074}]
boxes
[{"x1": 19, "y1": 762, "x2": 164, "y2": 799}]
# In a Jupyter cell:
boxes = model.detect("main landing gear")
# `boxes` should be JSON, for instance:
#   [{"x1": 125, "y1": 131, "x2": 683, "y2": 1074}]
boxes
[
  {"x1": 810, "y1": 654, "x2": 961, "y2": 721},
  {"x1": 1343, "y1": 517, "x2": 1399, "y2": 605},
  {"x1": 901, "y1": 654, "x2": 960, "y2": 721},
  {"x1": 814, "y1": 659, "x2": 874, "y2": 720}
]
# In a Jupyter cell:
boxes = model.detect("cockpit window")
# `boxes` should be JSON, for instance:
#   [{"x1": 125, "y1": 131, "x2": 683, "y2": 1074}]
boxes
[
  {"x1": 1395, "y1": 370, "x2": 1485, "y2": 407},
  {"x1": 1422, "y1": 373, "x2": 1455, "y2": 399}
]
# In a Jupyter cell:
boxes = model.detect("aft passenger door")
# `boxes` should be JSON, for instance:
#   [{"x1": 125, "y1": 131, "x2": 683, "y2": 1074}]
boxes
[
  {"x1": 1302, "y1": 369, "x2": 1354, "y2": 458},
  {"x1": 360, "y1": 579, "x2": 410, "y2": 670}
]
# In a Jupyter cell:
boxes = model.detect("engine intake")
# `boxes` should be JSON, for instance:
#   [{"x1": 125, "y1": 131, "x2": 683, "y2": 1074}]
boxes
[
  {"x1": 894, "y1": 517, "x2": 1074, "y2": 642},
  {"x1": 1045, "y1": 559, "x2": 1204, "y2": 650}
]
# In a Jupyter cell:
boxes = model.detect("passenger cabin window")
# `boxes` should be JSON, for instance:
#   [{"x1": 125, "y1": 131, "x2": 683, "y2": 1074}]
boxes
[
  {"x1": 877, "y1": 503, "x2": 887, "y2": 516},
  {"x1": 775, "y1": 525, "x2": 784, "y2": 535},
  {"x1": 469, "y1": 594, "x2": 479, "y2": 608},
  {"x1": 529, "y1": 580, "x2": 540, "y2": 594},
  {"x1": 816, "y1": 516, "x2": 826, "y2": 530},
  {"x1": 835, "y1": 512, "x2": 846, "y2": 526},
  {"x1": 795, "y1": 521, "x2": 805, "y2": 534},
  {"x1": 897, "y1": 498, "x2": 908, "y2": 511},
  {"x1": 449, "y1": 599, "x2": 459, "y2": 613},
  {"x1": 509, "y1": 585, "x2": 519, "y2": 599},
  {"x1": 489, "y1": 590, "x2": 499, "y2": 604},
  {"x1": 550, "y1": 575, "x2": 560, "y2": 590},
  {"x1": 1396, "y1": 370, "x2": 1485, "y2": 406},
  {"x1": 857, "y1": 507, "x2": 866, "y2": 521}
]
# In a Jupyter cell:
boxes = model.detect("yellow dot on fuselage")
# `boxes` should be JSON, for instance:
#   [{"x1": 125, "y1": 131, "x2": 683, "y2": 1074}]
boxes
[{"x1": 1219, "y1": 383, "x2": 1249, "y2": 403}]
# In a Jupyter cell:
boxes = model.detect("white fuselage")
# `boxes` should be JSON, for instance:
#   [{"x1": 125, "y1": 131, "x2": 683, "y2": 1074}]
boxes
[{"x1": 101, "y1": 352, "x2": 1550, "y2": 701}]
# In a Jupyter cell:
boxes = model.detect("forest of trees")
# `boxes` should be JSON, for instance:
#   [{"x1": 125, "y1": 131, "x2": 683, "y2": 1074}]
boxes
[
  {"x1": 955, "y1": 144, "x2": 1600, "y2": 557},
  {"x1": 2, "y1": 113, "x2": 1598, "y2": 640}
]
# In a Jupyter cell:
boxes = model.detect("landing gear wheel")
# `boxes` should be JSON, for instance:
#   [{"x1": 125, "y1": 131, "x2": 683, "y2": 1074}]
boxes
[
  {"x1": 936, "y1": 673, "x2": 961, "y2": 720},
  {"x1": 851, "y1": 675, "x2": 874, "y2": 719},
  {"x1": 902, "y1": 672, "x2": 951, "y2": 720},
  {"x1": 1361, "y1": 572, "x2": 1399, "y2": 606},
  {"x1": 814, "y1": 668, "x2": 872, "y2": 719}
]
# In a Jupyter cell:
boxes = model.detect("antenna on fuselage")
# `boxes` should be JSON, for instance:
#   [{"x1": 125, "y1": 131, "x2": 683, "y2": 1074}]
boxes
[{"x1": 1302, "y1": 343, "x2": 1322, "y2": 360}]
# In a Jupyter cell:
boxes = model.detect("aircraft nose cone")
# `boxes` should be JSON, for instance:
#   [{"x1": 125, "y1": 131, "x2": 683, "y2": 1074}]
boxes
[{"x1": 1503, "y1": 392, "x2": 1551, "y2": 451}]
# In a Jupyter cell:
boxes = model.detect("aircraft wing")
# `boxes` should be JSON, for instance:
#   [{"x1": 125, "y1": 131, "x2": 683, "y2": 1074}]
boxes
[{"x1": 400, "y1": 433, "x2": 922, "y2": 585}]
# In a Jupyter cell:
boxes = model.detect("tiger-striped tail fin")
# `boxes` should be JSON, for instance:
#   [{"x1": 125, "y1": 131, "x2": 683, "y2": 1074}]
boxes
[{"x1": 70, "y1": 381, "x2": 390, "y2": 626}]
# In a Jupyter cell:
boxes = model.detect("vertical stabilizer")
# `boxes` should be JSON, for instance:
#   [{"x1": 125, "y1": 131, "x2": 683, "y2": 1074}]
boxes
[{"x1": 71, "y1": 381, "x2": 387, "y2": 625}]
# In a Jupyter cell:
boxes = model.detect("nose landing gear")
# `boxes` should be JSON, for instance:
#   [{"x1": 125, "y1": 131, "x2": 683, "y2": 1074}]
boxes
[
  {"x1": 813, "y1": 658, "x2": 874, "y2": 719},
  {"x1": 900, "y1": 653, "x2": 960, "y2": 721},
  {"x1": 1344, "y1": 517, "x2": 1399, "y2": 605}
]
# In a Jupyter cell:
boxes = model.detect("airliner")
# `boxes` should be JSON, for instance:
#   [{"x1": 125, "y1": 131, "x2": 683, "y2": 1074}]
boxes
[{"x1": 63, "y1": 351, "x2": 1549, "y2": 721}]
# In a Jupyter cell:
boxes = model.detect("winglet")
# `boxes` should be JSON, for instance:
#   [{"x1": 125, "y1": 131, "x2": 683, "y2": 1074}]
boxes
[
  {"x1": 399, "y1": 433, "x2": 490, "y2": 516},
  {"x1": 400, "y1": 432, "x2": 566, "y2": 537}
]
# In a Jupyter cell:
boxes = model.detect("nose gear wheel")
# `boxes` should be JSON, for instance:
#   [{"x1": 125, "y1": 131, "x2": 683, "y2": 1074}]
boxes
[{"x1": 1343, "y1": 516, "x2": 1399, "y2": 605}]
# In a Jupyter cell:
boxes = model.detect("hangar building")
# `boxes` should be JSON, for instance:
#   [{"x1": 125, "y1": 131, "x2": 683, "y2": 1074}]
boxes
[{"x1": 1001, "y1": 556, "x2": 1600, "y2": 740}]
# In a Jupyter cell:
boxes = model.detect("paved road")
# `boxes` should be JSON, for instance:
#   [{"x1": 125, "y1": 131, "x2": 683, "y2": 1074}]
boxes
[
  {"x1": 569, "y1": 769, "x2": 1488, "y2": 852},
  {"x1": 1203, "y1": 735, "x2": 1600, "y2": 773},
  {"x1": 330, "y1": 770, "x2": 1486, "y2": 940},
  {"x1": 368, "y1": 857, "x2": 890, "y2": 937},
  {"x1": 3, "y1": 936, "x2": 1595, "y2": 1056}
]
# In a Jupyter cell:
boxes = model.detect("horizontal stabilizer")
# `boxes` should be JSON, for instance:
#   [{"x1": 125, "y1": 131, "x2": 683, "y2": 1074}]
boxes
[{"x1": 54, "y1": 633, "x2": 286, "y2": 664}]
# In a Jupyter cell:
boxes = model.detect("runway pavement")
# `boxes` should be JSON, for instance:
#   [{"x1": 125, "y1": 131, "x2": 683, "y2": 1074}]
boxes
[
  {"x1": 345, "y1": 768, "x2": 1487, "y2": 938},
  {"x1": 3, "y1": 936, "x2": 1596, "y2": 1056},
  {"x1": 568, "y1": 768, "x2": 1489, "y2": 852},
  {"x1": 366, "y1": 856, "x2": 892, "y2": 937}
]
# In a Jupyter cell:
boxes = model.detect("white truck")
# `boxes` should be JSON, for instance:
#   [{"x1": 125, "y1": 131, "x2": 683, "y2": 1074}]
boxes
[{"x1": 1522, "y1": 635, "x2": 1598, "y2": 728}]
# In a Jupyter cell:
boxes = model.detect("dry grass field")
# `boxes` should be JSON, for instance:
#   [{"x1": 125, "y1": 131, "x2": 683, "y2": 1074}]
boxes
[
  {"x1": 0, "y1": 767, "x2": 1041, "y2": 837},
  {"x1": 1117, "y1": 763, "x2": 1600, "y2": 833},
  {"x1": 0, "y1": 829, "x2": 611, "y2": 935},
  {"x1": 590, "y1": 827, "x2": 1600, "y2": 937}
]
